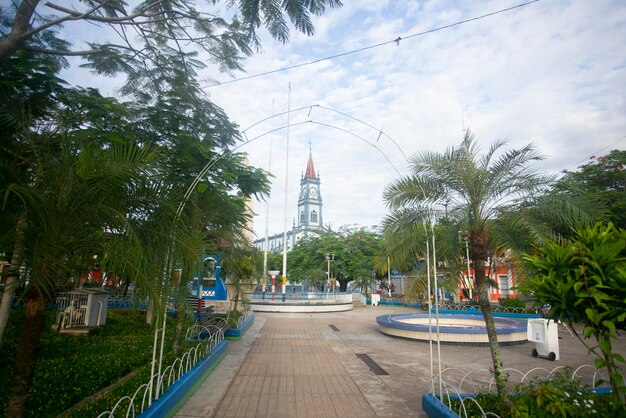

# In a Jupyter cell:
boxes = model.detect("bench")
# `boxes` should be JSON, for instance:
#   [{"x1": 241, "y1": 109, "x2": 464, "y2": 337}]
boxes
[
  {"x1": 196, "y1": 307, "x2": 231, "y2": 332},
  {"x1": 196, "y1": 305, "x2": 216, "y2": 322}
]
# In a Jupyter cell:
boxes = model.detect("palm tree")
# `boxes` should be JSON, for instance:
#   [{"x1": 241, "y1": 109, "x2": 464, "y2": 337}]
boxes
[
  {"x1": 384, "y1": 130, "x2": 552, "y2": 405},
  {"x1": 1, "y1": 132, "x2": 171, "y2": 417}
]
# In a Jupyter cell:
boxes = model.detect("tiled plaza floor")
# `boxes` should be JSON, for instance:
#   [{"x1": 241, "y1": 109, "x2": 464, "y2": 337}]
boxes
[{"x1": 175, "y1": 305, "x2": 626, "y2": 418}]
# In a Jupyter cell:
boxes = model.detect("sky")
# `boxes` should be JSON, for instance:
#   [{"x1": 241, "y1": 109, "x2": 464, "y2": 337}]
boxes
[{"x1": 55, "y1": 0, "x2": 626, "y2": 239}]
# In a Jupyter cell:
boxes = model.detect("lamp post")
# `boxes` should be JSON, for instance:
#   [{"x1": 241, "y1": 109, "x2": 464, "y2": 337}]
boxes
[
  {"x1": 387, "y1": 256, "x2": 392, "y2": 298},
  {"x1": 465, "y1": 237, "x2": 473, "y2": 301},
  {"x1": 268, "y1": 270, "x2": 280, "y2": 302},
  {"x1": 325, "y1": 253, "x2": 334, "y2": 293}
]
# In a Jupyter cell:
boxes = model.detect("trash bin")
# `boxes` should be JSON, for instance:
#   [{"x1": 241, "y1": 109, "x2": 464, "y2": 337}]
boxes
[{"x1": 527, "y1": 318, "x2": 559, "y2": 361}]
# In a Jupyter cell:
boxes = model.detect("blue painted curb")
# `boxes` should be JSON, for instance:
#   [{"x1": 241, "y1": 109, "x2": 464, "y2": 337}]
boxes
[
  {"x1": 139, "y1": 340, "x2": 228, "y2": 418},
  {"x1": 422, "y1": 393, "x2": 459, "y2": 418},
  {"x1": 433, "y1": 309, "x2": 540, "y2": 319},
  {"x1": 225, "y1": 314, "x2": 254, "y2": 340}
]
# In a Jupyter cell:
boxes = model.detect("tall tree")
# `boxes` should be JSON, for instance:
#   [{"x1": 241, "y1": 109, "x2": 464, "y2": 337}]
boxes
[
  {"x1": 0, "y1": 60, "x2": 267, "y2": 417},
  {"x1": 552, "y1": 150, "x2": 626, "y2": 229},
  {"x1": 1, "y1": 124, "x2": 168, "y2": 417},
  {"x1": 384, "y1": 130, "x2": 552, "y2": 406}
]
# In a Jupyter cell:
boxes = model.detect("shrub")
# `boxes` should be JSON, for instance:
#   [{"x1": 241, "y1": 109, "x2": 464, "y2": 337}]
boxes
[
  {"x1": 1, "y1": 308, "x2": 195, "y2": 417},
  {"x1": 499, "y1": 298, "x2": 525, "y2": 309},
  {"x1": 522, "y1": 222, "x2": 626, "y2": 405},
  {"x1": 446, "y1": 370, "x2": 620, "y2": 417}
]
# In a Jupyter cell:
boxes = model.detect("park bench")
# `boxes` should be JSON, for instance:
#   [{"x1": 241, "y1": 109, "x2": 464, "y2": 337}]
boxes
[{"x1": 196, "y1": 306, "x2": 230, "y2": 333}]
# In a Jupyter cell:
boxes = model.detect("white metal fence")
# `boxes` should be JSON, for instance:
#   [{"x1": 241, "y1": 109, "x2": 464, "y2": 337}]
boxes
[
  {"x1": 432, "y1": 365, "x2": 611, "y2": 418},
  {"x1": 96, "y1": 325, "x2": 225, "y2": 417},
  {"x1": 56, "y1": 292, "x2": 89, "y2": 329}
]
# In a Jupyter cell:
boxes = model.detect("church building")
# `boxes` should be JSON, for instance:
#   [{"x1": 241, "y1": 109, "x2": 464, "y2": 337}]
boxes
[{"x1": 253, "y1": 151, "x2": 327, "y2": 252}]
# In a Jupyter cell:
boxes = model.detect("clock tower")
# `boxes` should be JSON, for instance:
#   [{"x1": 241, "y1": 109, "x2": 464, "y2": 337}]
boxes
[
  {"x1": 252, "y1": 150, "x2": 327, "y2": 253},
  {"x1": 297, "y1": 152, "x2": 323, "y2": 231}
]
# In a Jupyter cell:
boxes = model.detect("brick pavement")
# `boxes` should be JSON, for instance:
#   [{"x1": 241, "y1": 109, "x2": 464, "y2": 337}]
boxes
[{"x1": 213, "y1": 319, "x2": 377, "y2": 418}]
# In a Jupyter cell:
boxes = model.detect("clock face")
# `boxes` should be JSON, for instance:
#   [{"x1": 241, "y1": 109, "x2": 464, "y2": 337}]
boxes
[{"x1": 309, "y1": 187, "x2": 317, "y2": 197}]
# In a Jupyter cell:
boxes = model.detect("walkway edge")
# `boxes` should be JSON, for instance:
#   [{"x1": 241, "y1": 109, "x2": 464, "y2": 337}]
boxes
[{"x1": 140, "y1": 340, "x2": 228, "y2": 418}]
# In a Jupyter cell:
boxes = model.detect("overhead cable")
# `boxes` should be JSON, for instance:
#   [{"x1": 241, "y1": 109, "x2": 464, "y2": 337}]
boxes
[{"x1": 205, "y1": 0, "x2": 541, "y2": 88}]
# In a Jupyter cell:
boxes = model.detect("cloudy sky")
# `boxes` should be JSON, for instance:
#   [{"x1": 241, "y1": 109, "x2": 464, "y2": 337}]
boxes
[{"x1": 60, "y1": 0, "x2": 626, "y2": 239}]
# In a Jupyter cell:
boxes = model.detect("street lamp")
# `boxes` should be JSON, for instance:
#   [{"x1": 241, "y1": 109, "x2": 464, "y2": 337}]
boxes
[
  {"x1": 459, "y1": 231, "x2": 473, "y2": 302},
  {"x1": 325, "y1": 253, "x2": 335, "y2": 293},
  {"x1": 387, "y1": 256, "x2": 392, "y2": 298},
  {"x1": 465, "y1": 236, "x2": 473, "y2": 301}
]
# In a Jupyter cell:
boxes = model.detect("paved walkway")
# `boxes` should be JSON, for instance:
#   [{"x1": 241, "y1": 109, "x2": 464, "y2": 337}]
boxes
[{"x1": 175, "y1": 305, "x2": 626, "y2": 418}]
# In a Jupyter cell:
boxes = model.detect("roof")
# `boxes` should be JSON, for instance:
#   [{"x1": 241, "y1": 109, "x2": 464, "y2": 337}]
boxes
[{"x1": 304, "y1": 152, "x2": 317, "y2": 179}]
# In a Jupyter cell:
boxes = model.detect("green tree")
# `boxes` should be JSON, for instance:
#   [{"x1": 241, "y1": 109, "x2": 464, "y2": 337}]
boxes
[
  {"x1": 522, "y1": 223, "x2": 626, "y2": 406},
  {"x1": 1, "y1": 2, "x2": 339, "y2": 414},
  {"x1": 286, "y1": 227, "x2": 382, "y2": 292},
  {"x1": 0, "y1": 0, "x2": 342, "y2": 59},
  {"x1": 0, "y1": 127, "x2": 171, "y2": 417},
  {"x1": 0, "y1": 60, "x2": 266, "y2": 417},
  {"x1": 0, "y1": 0, "x2": 342, "y2": 95},
  {"x1": 384, "y1": 130, "x2": 552, "y2": 406},
  {"x1": 221, "y1": 245, "x2": 259, "y2": 312},
  {"x1": 552, "y1": 150, "x2": 626, "y2": 230},
  {"x1": 380, "y1": 215, "x2": 466, "y2": 303}
]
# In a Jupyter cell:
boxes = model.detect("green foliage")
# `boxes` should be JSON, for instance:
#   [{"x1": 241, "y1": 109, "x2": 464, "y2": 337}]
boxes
[
  {"x1": 522, "y1": 222, "x2": 626, "y2": 405},
  {"x1": 447, "y1": 371, "x2": 620, "y2": 417},
  {"x1": 510, "y1": 371, "x2": 619, "y2": 417},
  {"x1": 384, "y1": 130, "x2": 555, "y2": 403},
  {"x1": 0, "y1": 307, "x2": 25, "y2": 411},
  {"x1": 553, "y1": 150, "x2": 626, "y2": 230},
  {"x1": 499, "y1": 297, "x2": 525, "y2": 309},
  {"x1": 0, "y1": 0, "x2": 342, "y2": 96},
  {"x1": 285, "y1": 227, "x2": 382, "y2": 291},
  {"x1": 0, "y1": 310, "x2": 160, "y2": 416},
  {"x1": 222, "y1": 246, "x2": 258, "y2": 310},
  {"x1": 447, "y1": 393, "x2": 504, "y2": 417}
]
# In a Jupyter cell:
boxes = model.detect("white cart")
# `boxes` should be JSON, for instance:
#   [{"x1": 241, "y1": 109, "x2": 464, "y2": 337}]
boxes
[{"x1": 527, "y1": 318, "x2": 559, "y2": 361}]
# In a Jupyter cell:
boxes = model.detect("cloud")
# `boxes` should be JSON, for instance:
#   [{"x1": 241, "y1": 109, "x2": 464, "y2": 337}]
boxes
[{"x1": 52, "y1": 0, "x2": 626, "y2": 239}]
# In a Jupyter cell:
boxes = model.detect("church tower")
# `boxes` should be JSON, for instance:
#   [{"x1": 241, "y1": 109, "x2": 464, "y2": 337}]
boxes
[
  {"x1": 252, "y1": 150, "x2": 326, "y2": 253},
  {"x1": 297, "y1": 151, "x2": 323, "y2": 231}
]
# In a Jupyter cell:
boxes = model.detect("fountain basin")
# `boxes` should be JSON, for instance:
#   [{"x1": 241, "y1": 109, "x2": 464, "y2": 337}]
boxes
[{"x1": 376, "y1": 313, "x2": 528, "y2": 346}]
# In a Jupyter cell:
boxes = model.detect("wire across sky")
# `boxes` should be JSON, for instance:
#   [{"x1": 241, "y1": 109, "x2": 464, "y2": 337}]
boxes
[{"x1": 204, "y1": 0, "x2": 541, "y2": 88}]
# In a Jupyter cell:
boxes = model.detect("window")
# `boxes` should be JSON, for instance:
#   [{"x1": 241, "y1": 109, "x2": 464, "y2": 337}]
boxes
[
  {"x1": 310, "y1": 210, "x2": 318, "y2": 223},
  {"x1": 300, "y1": 211, "x2": 305, "y2": 223},
  {"x1": 499, "y1": 274, "x2": 510, "y2": 297}
]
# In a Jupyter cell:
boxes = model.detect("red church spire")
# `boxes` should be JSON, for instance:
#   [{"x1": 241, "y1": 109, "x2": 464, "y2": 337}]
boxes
[{"x1": 304, "y1": 152, "x2": 317, "y2": 179}]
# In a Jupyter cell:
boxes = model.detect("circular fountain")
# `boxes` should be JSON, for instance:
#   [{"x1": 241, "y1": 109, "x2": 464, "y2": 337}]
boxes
[
  {"x1": 247, "y1": 291, "x2": 353, "y2": 313},
  {"x1": 376, "y1": 313, "x2": 528, "y2": 345}
]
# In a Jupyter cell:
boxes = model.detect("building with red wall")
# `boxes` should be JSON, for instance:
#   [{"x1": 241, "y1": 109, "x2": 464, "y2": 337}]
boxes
[{"x1": 458, "y1": 265, "x2": 517, "y2": 303}]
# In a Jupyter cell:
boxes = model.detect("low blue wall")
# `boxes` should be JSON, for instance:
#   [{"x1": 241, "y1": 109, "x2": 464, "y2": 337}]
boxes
[
  {"x1": 422, "y1": 393, "x2": 459, "y2": 418},
  {"x1": 433, "y1": 308, "x2": 539, "y2": 319},
  {"x1": 225, "y1": 314, "x2": 255, "y2": 340},
  {"x1": 423, "y1": 388, "x2": 613, "y2": 417},
  {"x1": 139, "y1": 340, "x2": 228, "y2": 418}
]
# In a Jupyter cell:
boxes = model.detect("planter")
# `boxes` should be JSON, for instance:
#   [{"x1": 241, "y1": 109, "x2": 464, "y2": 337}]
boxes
[
  {"x1": 422, "y1": 387, "x2": 615, "y2": 418},
  {"x1": 140, "y1": 339, "x2": 228, "y2": 418},
  {"x1": 422, "y1": 393, "x2": 460, "y2": 418},
  {"x1": 224, "y1": 313, "x2": 254, "y2": 340}
]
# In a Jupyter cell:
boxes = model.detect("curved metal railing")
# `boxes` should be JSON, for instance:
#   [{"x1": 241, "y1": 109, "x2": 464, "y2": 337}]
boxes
[
  {"x1": 430, "y1": 365, "x2": 611, "y2": 418},
  {"x1": 96, "y1": 325, "x2": 225, "y2": 417}
]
